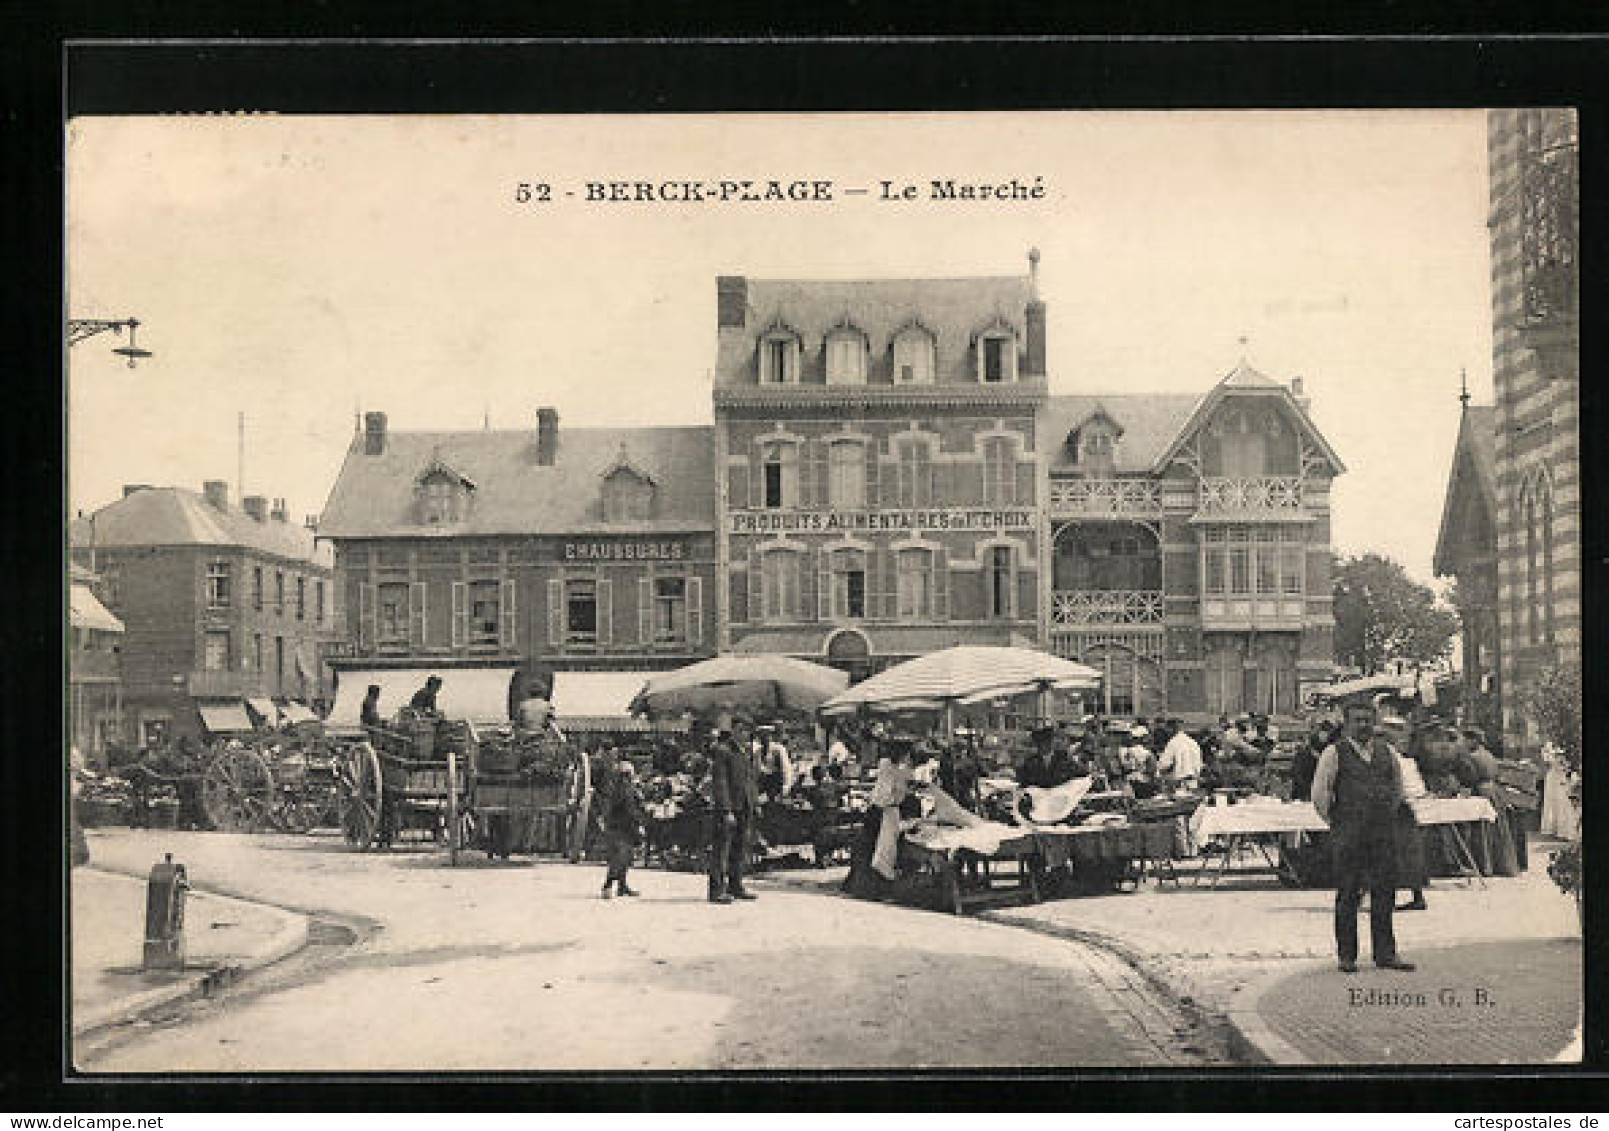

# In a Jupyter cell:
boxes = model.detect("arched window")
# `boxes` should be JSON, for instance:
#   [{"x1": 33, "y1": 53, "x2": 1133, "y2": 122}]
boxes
[
  {"x1": 892, "y1": 325, "x2": 936, "y2": 385},
  {"x1": 828, "y1": 440, "x2": 867, "y2": 507},
  {"x1": 896, "y1": 547, "x2": 934, "y2": 619},
  {"x1": 1525, "y1": 490, "x2": 1540, "y2": 645},
  {"x1": 1521, "y1": 470, "x2": 1556, "y2": 646},
  {"x1": 759, "y1": 330, "x2": 801, "y2": 384},
  {"x1": 761, "y1": 548, "x2": 802, "y2": 622},
  {"x1": 824, "y1": 327, "x2": 868, "y2": 385},
  {"x1": 830, "y1": 548, "x2": 867, "y2": 619}
]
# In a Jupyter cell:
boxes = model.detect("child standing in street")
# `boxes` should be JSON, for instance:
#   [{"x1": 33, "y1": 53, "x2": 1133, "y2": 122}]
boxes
[{"x1": 600, "y1": 759, "x2": 647, "y2": 899}]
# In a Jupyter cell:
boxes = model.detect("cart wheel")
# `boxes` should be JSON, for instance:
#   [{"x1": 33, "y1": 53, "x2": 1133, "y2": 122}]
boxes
[
  {"x1": 201, "y1": 745, "x2": 277, "y2": 832},
  {"x1": 338, "y1": 743, "x2": 383, "y2": 850},
  {"x1": 447, "y1": 752, "x2": 460, "y2": 867}
]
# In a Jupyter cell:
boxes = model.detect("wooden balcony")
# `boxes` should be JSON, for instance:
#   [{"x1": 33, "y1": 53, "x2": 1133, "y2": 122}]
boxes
[
  {"x1": 1193, "y1": 476, "x2": 1307, "y2": 521},
  {"x1": 1048, "y1": 478, "x2": 1162, "y2": 520},
  {"x1": 1051, "y1": 589, "x2": 1164, "y2": 627}
]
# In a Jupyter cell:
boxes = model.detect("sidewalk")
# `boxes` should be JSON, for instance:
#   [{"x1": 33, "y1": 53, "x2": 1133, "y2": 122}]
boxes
[
  {"x1": 71, "y1": 866, "x2": 310, "y2": 1035},
  {"x1": 769, "y1": 839, "x2": 1583, "y2": 1064}
]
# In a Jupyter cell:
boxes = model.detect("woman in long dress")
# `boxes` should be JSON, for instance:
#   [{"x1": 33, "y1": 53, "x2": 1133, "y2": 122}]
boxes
[
  {"x1": 842, "y1": 734, "x2": 915, "y2": 898},
  {"x1": 1540, "y1": 743, "x2": 1580, "y2": 840}
]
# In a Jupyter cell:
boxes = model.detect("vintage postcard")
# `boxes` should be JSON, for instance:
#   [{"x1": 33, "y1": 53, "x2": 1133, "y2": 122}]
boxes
[{"x1": 66, "y1": 104, "x2": 1581, "y2": 1073}]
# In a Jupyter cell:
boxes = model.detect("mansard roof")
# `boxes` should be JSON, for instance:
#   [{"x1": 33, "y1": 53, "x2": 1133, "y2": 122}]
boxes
[{"x1": 319, "y1": 424, "x2": 713, "y2": 538}]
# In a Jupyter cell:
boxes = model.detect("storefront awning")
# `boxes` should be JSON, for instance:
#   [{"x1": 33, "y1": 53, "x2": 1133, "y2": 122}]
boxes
[
  {"x1": 70, "y1": 586, "x2": 124, "y2": 633},
  {"x1": 280, "y1": 701, "x2": 320, "y2": 725},
  {"x1": 551, "y1": 671, "x2": 652, "y2": 732},
  {"x1": 196, "y1": 699, "x2": 254, "y2": 734},
  {"x1": 326, "y1": 667, "x2": 519, "y2": 734},
  {"x1": 245, "y1": 697, "x2": 278, "y2": 726}
]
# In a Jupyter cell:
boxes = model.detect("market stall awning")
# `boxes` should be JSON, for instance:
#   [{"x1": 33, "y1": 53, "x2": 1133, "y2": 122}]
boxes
[
  {"x1": 552, "y1": 671, "x2": 652, "y2": 731},
  {"x1": 280, "y1": 700, "x2": 320, "y2": 725},
  {"x1": 245, "y1": 697, "x2": 278, "y2": 726},
  {"x1": 325, "y1": 667, "x2": 519, "y2": 733},
  {"x1": 70, "y1": 586, "x2": 124, "y2": 633},
  {"x1": 1310, "y1": 673, "x2": 1418, "y2": 702},
  {"x1": 196, "y1": 699, "x2": 254, "y2": 734}
]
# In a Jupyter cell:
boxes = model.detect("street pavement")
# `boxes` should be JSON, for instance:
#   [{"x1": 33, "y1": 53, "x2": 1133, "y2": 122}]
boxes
[
  {"x1": 74, "y1": 828, "x2": 1218, "y2": 1072},
  {"x1": 72, "y1": 867, "x2": 308, "y2": 1035}
]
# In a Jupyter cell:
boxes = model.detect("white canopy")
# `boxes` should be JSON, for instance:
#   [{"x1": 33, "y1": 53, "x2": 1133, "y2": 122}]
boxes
[
  {"x1": 70, "y1": 585, "x2": 124, "y2": 633},
  {"x1": 326, "y1": 667, "x2": 519, "y2": 733},
  {"x1": 822, "y1": 645, "x2": 1101, "y2": 713},
  {"x1": 552, "y1": 671, "x2": 650, "y2": 726}
]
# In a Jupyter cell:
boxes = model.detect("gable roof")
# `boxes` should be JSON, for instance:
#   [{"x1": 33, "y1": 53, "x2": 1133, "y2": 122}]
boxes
[
  {"x1": 1042, "y1": 394, "x2": 1200, "y2": 474},
  {"x1": 318, "y1": 425, "x2": 714, "y2": 538},
  {"x1": 1433, "y1": 405, "x2": 1498, "y2": 576},
  {"x1": 69, "y1": 487, "x2": 332, "y2": 567},
  {"x1": 718, "y1": 274, "x2": 1036, "y2": 385},
  {"x1": 1149, "y1": 363, "x2": 1345, "y2": 476}
]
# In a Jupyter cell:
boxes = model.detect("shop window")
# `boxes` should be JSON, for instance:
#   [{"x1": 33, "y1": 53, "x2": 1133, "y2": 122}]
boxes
[
  {"x1": 206, "y1": 561, "x2": 231, "y2": 609},
  {"x1": 469, "y1": 579, "x2": 500, "y2": 646},
  {"x1": 831, "y1": 549, "x2": 867, "y2": 619}
]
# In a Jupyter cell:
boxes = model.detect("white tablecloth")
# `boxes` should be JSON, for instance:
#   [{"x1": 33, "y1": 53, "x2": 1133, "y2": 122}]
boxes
[
  {"x1": 1407, "y1": 795, "x2": 1496, "y2": 825},
  {"x1": 1191, "y1": 800, "x2": 1328, "y2": 840}
]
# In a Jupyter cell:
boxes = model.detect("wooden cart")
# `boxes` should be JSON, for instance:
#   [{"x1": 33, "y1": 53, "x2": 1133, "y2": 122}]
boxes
[{"x1": 336, "y1": 714, "x2": 475, "y2": 860}]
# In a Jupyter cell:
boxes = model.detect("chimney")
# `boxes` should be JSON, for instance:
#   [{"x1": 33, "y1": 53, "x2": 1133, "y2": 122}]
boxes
[
  {"x1": 1024, "y1": 249, "x2": 1047, "y2": 378},
  {"x1": 271, "y1": 498, "x2": 289, "y2": 523},
  {"x1": 536, "y1": 407, "x2": 560, "y2": 466},
  {"x1": 122, "y1": 484, "x2": 151, "y2": 498},
  {"x1": 716, "y1": 276, "x2": 747, "y2": 329},
  {"x1": 304, "y1": 515, "x2": 319, "y2": 531},
  {"x1": 242, "y1": 495, "x2": 269, "y2": 522},
  {"x1": 1289, "y1": 376, "x2": 1311, "y2": 413},
  {"x1": 363, "y1": 411, "x2": 388, "y2": 456},
  {"x1": 203, "y1": 480, "x2": 229, "y2": 510}
]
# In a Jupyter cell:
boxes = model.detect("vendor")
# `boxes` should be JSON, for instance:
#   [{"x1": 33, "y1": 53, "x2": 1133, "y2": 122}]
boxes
[
  {"x1": 938, "y1": 732, "x2": 982, "y2": 811},
  {"x1": 1121, "y1": 724, "x2": 1159, "y2": 800},
  {"x1": 1157, "y1": 719, "x2": 1204, "y2": 792},
  {"x1": 360, "y1": 684, "x2": 385, "y2": 736},
  {"x1": 842, "y1": 734, "x2": 919, "y2": 898},
  {"x1": 1019, "y1": 724, "x2": 1058, "y2": 789},
  {"x1": 755, "y1": 724, "x2": 794, "y2": 799},
  {"x1": 1382, "y1": 714, "x2": 1430, "y2": 912},
  {"x1": 408, "y1": 675, "x2": 444, "y2": 716}
]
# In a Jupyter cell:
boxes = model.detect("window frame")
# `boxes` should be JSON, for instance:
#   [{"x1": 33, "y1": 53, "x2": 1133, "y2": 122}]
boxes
[
  {"x1": 830, "y1": 547, "x2": 868, "y2": 620},
  {"x1": 894, "y1": 438, "x2": 934, "y2": 508},
  {"x1": 895, "y1": 546, "x2": 935, "y2": 620},
  {"x1": 468, "y1": 578, "x2": 501, "y2": 646},
  {"x1": 761, "y1": 548, "x2": 802, "y2": 623},
  {"x1": 205, "y1": 560, "x2": 231, "y2": 610},
  {"x1": 988, "y1": 545, "x2": 1016, "y2": 619},
  {"x1": 653, "y1": 575, "x2": 688, "y2": 644},
  {"x1": 203, "y1": 629, "x2": 232, "y2": 672},
  {"x1": 828, "y1": 439, "x2": 867, "y2": 508},
  {"x1": 760, "y1": 440, "x2": 799, "y2": 509},
  {"x1": 824, "y1": 328, "x2": 868, "y2": 386},
  {"x1": 376, "y1": 581, "x2": 410, "y2": 645},
  {"x1": 892, "y1": 326, "x2": 936, "y2": 385},
  {"x1": 977, "y1": 332, "x2": 1017, "y2": 383},
  {"x1": 566, "y1": 578, "x2": 600, "y2": 644},
  {"x1": 759, "y1": 332, "x2": 801, "y2": 385}
]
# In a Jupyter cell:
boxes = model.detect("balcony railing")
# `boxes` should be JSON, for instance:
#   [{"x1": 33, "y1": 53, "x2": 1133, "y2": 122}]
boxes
[
  {"x1": 1048, "y1": 478, "x2": 1162, "y2": 518},
  {"x1": 1196, "y1": 476, "x2": 1305, "y2": 518},
  {"x1": 1051, "y1": 589, "x2": 1164, "y2": 627}
]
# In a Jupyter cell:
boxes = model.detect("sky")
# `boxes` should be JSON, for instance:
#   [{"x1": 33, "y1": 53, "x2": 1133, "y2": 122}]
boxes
[{"x1": 67, "y1": 110, "x2": 1495, "y2": 583}]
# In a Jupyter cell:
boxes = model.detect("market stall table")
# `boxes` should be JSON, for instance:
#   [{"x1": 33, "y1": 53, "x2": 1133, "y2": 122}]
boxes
[
  {"x1": 1408, "y1": 795, "x2": 1498, "y2": 888},
  {"x1": 1189, "y1": 799, "x2": 1329, "y2": 887}
]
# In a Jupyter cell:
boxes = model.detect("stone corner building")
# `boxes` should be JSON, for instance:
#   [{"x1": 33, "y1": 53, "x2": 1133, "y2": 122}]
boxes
[
  {"x1": 1437, "y1": 108, "x2": 1579, "y2": 752},
  {"x1": 323, "y1": 252, "x2": 1345, "y2": 721}
]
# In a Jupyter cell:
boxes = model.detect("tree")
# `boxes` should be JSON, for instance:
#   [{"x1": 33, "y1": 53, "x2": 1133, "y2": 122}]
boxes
[{"x1": 1331, "y1": 552, "x2": 1460, "y2": 674}]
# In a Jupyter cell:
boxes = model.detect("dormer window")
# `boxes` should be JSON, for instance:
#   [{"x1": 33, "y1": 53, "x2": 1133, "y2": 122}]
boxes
[
  {"x1": 415, "y1": 453, "x2": 474, "y2": 525},
  {"x1": 758, "y1": 326, "x2": 802, "y2": 385},
  {"x1": 892, "y1": 323, "x2": 936, "y2": 385},
  {"x1": 602, "y1": 466, "x2": 655, "y2": 522},
  {"x1": 824, "y1": 325, "x2": 868, "y2": 386},
  {"x1": 1080, "y1": 429, "x2": 1116, "y2": 478},
  {"x1": 973, "y1": 320, "x2": 1018, "y2": 383}
]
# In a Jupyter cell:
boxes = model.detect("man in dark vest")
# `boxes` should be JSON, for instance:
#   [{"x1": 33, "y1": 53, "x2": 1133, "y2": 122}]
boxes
[
  {"x1": 707, "y1": 714, "x2": 761, "y2": 904},
  {"x1": 1311, "y1": 700, "x2": 1416, "y2": 973}
]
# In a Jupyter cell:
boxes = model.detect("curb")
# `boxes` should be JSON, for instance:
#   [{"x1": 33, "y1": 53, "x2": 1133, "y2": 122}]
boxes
[{"x1": 73, "y1": 868, "x2": 312, "y2": 1037}]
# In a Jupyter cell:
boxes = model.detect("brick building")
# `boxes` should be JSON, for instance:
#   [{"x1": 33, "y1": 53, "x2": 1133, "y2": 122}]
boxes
[
  {"x1": 1473, "y1": 108, "x2": 1578, "y2": 751},
  {"x1": 69, "y1": 483, "x2": 341, "y2": 747},
  {"x1": 317, "y1": 411, "x2": 717, "y2": 722},
  {"x1": 712, "y1": 265, "x2": 1048, "y2": 681}
]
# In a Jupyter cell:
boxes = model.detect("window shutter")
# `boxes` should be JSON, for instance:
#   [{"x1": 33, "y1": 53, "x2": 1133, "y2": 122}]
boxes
[
  {"x1": 409, "y1": 582, "x2": 426, "y2": 648},
  {"x1": 798, "y1": 444, "x2": 814, "y2": 508},
  {"x1": 931, "y1": 460, "x2": 951, "y2": 509},
  {"x1": 597, "y1": 579, "x2": 613, "y2": 645},
  {"x1": 547, "y1": 578, "x2": 565, "y2": 645},
  {"x1": 501, "y1": 579, "x2": 517, "y2": 648},
  {"x1": 869, "y1": 547, "x2": 889, "y2": 620},
  {"x1": 639, "y1": 577, "x2": 653, "y2": 643},
  {"x1": 687, "y1": 576, "x2": 703, "y2": 645},
  {"x1": 749, "y1": 447, "x2": 764, "y2": 508},
  {"x1": 1015, "y1": 460, "x2": 1035, "y2": 505},
  {"x1": 934, "y1": 546, "x2": 950, "y2": 621},
  {"x1": 451, "y1": 582, "x2": 467, "y2": 648},
  {"x1": 783, "y1": 445, "x2": 801, "y2": 508},
  {"x1": 865, "y1": 442, "x2": 880, "y2": 508},
  {"x1": 811, "y1": 441, "x2": 829, "y2": 510},
  {"x1": 817, "y1": 546, "x2": 832, "y2": 620},
  {"x1": 357, "y1": 582, "x2": 373, "y2": 651},
  {"x1": 748, "y1": 546, "x2": 764, "y2": 623}
]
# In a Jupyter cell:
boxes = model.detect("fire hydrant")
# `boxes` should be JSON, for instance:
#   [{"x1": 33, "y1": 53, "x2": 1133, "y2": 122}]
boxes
[{"x1": 143, "y1": 853, "x2": 189, "y2": 971}]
